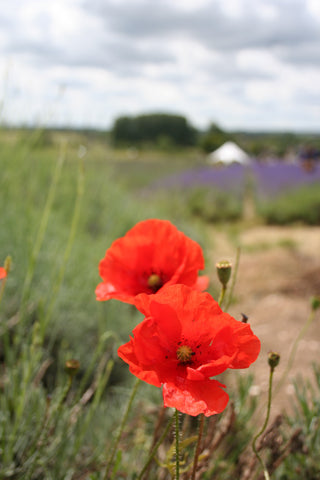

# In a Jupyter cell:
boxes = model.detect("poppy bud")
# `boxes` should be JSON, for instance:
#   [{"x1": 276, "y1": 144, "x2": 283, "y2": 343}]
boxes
[
  {"x1": 4, "y1": 256, "x2": 12, "y2": 274},
  {"x1": 310, "y1": 296, "x2": 320, "y2": 312},
  {"x1": 268, "y1": 352, "x2": 280, "y2": 370},
  {"x1": 216, "y1": 260, "x2": 232, "y2": 287},
  {"x1": 65, "y1": 359, "x2": 80, "y2": 377}
]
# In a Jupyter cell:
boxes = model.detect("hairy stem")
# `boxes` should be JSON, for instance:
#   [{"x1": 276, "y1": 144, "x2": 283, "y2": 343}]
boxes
[
  {"x1": 103, "y1": 377, "x2": 141, "y2": 479},
  {"x1": 252, "y1": 366, "x2": 275, "y2": 480},
  {"x1": 138, "y1": 414, "x2": 174, "y2": 479},
  {"x1": 175, "y1": 409, "x2": 180, "y2": 480},
  {"x1": 191, "y1": 413, "x2": 205, "y2": 480}
]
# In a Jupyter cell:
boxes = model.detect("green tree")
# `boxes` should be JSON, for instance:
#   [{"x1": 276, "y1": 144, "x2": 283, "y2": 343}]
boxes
[
  {"x1": 111, "y1": 113, "x2": 197, "y2": 147},
  {"x1": 198, "y1": 123, "x2": 230, "y2": 153}
]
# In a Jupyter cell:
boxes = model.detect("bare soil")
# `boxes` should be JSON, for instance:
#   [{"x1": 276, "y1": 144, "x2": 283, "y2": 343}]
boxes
[{"x1": 208, "y1": 225, "x2": 320, "y2": 415}]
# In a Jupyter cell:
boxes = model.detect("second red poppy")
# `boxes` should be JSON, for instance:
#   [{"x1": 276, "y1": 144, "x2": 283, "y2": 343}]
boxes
[{"x1": 96, "y1": 219, "x2": 209, "y2": 304}]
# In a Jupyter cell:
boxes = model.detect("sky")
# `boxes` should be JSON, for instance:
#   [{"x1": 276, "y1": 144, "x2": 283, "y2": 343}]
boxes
[{"x1": 1, "y1": 0, "x2": 320, "y2": 132}]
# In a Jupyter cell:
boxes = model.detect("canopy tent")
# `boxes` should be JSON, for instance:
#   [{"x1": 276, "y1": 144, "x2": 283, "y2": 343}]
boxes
[{"x1": 208, "y1": 141, "x2": 251, "y2": 165}]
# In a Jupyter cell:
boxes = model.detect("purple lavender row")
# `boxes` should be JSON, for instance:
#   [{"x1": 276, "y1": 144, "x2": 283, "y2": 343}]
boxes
[
  {"x1": 152, "y1": 162, "x2": 320, "y2": 197},
  {"x1": 251, "y1": 162, "x2": 320, "y2": 197}
]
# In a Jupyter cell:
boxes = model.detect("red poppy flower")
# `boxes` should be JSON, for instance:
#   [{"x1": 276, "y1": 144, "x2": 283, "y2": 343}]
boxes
[
  {"x1": 96, "y1": 219, "x2": 209, "y2": 304},
  {"x1": 118, "y1": 285, "x2": 261, "y2": 416},
  {"x1": 0, "y1": 267, "x2": 7, "y2": 280}
]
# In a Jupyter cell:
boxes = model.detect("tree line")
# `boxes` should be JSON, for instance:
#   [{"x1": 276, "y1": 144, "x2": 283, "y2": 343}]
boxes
[
  {"x1": 111, "y1": 113, "x2": 320, "y2": 159},
  {"x1": 111, "y1": 113, "x2": 197, "y2": 147}
]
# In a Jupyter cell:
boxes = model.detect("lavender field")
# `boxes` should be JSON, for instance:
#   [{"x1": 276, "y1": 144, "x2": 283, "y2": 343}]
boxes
[{"x1": 153, "y1": 161, "x2": 320, "y2": 198}]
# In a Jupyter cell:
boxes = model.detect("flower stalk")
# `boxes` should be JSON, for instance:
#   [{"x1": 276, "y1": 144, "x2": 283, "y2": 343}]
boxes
[
  {"x1": 191, "y1": 413, "x2": 205, "y2": 480},
  {"x1": 103, "y1": 377, "x2": 141, "y2": 479},
  {"x1": 138, "y1": 414, "x2": 174, "y2": 480},
  {"x1": 252, "y1": 352, "x2": 280, "y2": 480},
  {"x1": 175, "y1": 409, "x2": 180, "y2": 480}
]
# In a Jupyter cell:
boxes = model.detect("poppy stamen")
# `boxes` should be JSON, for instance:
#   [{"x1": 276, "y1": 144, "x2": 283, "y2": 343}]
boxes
[
  {"x1": 177, "y1": 345, "x2": 194, "y2": 364},
  {"x1": 147, "y1": 273, "x2": 163, "y2": 293}
]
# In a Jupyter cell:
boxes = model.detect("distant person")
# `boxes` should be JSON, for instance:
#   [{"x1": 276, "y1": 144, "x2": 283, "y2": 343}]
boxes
[{"x1": 299, "y1": 146, "x2": 319, "y2": 173}]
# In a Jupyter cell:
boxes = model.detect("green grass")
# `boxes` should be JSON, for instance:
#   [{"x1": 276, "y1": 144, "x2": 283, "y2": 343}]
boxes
[
  {"x1": 1, "y1": 128, "x2": 320, "y2": 479},
  {"x1": 0, "y1": 127, "x2": 209, "y2": 378},
  {"x1": 257, "y1": 183, "x2": 320, "y2": 225}
]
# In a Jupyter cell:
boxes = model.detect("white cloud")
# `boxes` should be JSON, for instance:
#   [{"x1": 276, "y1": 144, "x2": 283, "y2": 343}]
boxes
[{"x1": 0, "y1": 0, "x2": 320, "y2": 131}]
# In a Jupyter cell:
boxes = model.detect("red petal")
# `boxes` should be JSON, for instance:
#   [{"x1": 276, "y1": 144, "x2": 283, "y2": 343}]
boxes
[
  {"x1": 95, "y1": 282, "x2": 136, "y2": 304},
  {"x1": 0, "y1": 267, "x2": 6, "y2": 280},
  {"x1": 223, "y1": 315, "x2": 261, "y2": 368},
  {"x1": 163, "y1": 379, "x2": 229, "y2": 416},
  {"x1": 118, "y1": 337, "x2": 162, "y2": 387},
  {"x1": 194, "y1": 275, "x2": 210, "y2": 291}
]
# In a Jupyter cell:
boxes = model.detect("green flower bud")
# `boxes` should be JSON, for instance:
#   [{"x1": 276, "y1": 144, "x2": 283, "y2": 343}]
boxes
[
  {"x1": 310, "y1": 296, "x2": 320, "y2": 312},
  {"x1": 268, "y1": 352, "x2": 280, "y2": 370},
  {"x1": 65, "y1": 359, "x2": 80, "y2": 377},
  {"x1": 4, "y1": 256, "x2": 12, "y2": 274},
  {"x1": 216, "y1": 260, "x2": 232, "y2": 287}
]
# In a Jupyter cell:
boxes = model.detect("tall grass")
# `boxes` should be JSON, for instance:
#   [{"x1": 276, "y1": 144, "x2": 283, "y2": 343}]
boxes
[
  {"x1": 1, "y1": 129, "x2": 319, "y2": 479},
  {"x1": 256, "y1": 183, "x2": 320, "y2": 225}
]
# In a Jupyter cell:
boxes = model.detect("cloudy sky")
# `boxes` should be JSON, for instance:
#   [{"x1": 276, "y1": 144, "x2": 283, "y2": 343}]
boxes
[{"x1": 1, "y1": 0, "x2": 320, "y2": 131}]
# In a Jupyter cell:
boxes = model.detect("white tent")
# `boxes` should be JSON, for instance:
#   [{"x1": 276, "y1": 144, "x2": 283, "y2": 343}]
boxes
[{"x1": 208, "y1": 141, "x2": 251, "y2": 165}]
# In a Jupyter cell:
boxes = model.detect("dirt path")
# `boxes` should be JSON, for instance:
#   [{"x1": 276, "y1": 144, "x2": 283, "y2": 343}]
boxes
[{"x1": 208, "y1": 225, "x2": 320, "y2": 414}]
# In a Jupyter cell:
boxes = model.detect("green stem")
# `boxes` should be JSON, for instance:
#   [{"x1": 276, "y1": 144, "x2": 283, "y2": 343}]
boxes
[
  {"x1": 138, "y1": 414, "x2": 174, "y2": 479},
  {"x1": 0, "y1": 272, "x2": 10, "y2": 361},
  {"x1": 224, "y1": 246, "x2": 241, "y2": 311},
  {"x1": 103, "y1": 377, "x2": 141, "y2": 479},
  {"x1": 73, "y1": 357, "x2": 114, "y2": 455},
  {"x1": 175, "y1": 409, "x2": 180, "y2": 480},
  {"x1": 252, "y1": 366, "x2": 274, "y2": 480},
  {"x1": 20, "y1": 149, "x2": 65, "y2": 317},
  {"x1": 218, "y1": 285, "x2": 227, "y2": 307},
  {"x1": 191, "y1": 413, "x2": 204, "y2": 480},
  {"x1": 23, "y1": 370, "x2": 75, "y2": 479},
  {"x1": 42, "y1": 158, "x2": 84, "y2": 335},
  {"x1": 274, "y1": 309, "x2": 316, "y2": 397}
]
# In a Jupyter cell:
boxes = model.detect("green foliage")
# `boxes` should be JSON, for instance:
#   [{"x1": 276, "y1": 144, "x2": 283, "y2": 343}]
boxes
[
  {"x1": 111, "y1": 113, "x2": 197, "y2": 147},
  {"x1": 198, "y1": 123, "x2": 231, "y2": 153},
  {"x1": 232, "y1": 131, "x2": 320, "y2": 159},
  {"x1": 257, "y1": 183, "x2": 320, "y2": 225},
  {"x1": 186, "y1": 187, "x2": 243, "y2": 222},
  {"x1": 274, "y1": 365, "x2": 320, "y2": 479},
  {"x1": 1, "y1": 128, "x2": 320, "y2": 479}
]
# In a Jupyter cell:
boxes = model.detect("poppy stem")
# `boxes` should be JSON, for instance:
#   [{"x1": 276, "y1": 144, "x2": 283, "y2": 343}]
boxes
[
  {"x1": 103, "y1": 377, "x2": 141, "y2": 479},
  {"x1": 137, "y1": 414, "x2": 174, "y2": 479},
  {"x1": 191, "y1": 413, "x2": 204, "y2": 480},
  {"x1": 252, "y1": 363, "x2": 275, "y2": 480},
  {"x1": 218, "y1": 284, "x2": 227, "y2": 307},
  {"x1": 175, "y1": 409, "x2": 180, "y2": 480}
]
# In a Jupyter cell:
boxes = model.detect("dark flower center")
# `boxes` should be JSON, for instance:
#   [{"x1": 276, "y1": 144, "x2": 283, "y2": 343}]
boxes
[
  {"x1": 147, "y1": 273, "x2": 163, "y2": 293},
  {"x1": 177, "y1": 345, "x2": 194, "y2": 364}
]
